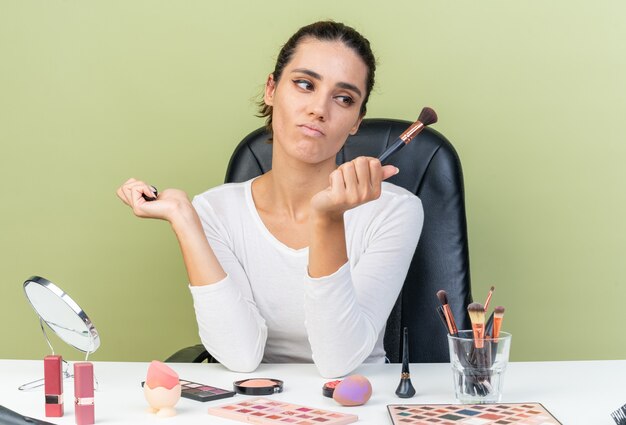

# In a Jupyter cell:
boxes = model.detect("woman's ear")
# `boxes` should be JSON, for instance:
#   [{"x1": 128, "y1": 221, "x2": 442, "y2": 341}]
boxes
[
  {"x1": 349, "y1": 115, "x2": 364, "y2": 136},
  {"x1": 264, "y1": 74, "x2": 276, "y2": 106}
]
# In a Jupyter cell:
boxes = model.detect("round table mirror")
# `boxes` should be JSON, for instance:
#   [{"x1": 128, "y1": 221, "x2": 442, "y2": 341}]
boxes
[{"x1": 23, "y1": 276, "x2": 100, "y2": 354}]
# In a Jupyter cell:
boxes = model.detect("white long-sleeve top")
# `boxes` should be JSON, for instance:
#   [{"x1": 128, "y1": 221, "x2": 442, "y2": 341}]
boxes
[{"x1": 188, "y1": 178, "x2": 423, "y2": 378}]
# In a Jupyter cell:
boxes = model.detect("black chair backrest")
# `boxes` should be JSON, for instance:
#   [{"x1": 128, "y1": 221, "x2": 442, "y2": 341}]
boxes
[{"x1": 225, "y1": 118, "x2": 473, "y2": 362}]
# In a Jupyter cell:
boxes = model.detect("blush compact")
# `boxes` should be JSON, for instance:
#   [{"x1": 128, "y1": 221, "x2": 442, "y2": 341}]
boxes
[
  {"x1": 322, "y1": 380, "x2": 341, "y2": 398},
  {"x1": 233, "y1": 378, "x2": 283, "y2": 396}
]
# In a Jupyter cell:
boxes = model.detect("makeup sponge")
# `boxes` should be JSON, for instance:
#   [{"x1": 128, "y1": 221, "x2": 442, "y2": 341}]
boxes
[
  {"x1": 332, "y1": 375, "x2": 372, "y2": 406},
  {"x1": 145, "y1": 360, "x2": 179, "y2": 390}
]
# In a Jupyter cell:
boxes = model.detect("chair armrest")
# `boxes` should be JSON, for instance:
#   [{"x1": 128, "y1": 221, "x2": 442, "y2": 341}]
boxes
[{"x1": 165, "y1": 344, "x2": 218, "y2": 363}]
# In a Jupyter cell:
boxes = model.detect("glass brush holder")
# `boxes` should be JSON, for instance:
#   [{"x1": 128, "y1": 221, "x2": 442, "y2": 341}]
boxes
[{"x1": 447, "y1": 330, "x2": 512, "y2": 403}]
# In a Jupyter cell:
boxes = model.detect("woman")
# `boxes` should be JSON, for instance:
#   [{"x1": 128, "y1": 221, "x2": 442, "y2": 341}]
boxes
[{"x1": 117, "y1": 21, "x2": 423, "y2": 378}]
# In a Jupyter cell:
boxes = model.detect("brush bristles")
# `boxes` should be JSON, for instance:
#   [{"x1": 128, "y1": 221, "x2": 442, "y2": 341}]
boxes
[
  {"x1": 467, "y1": 302, "x2": 485, "y2": 325},
  {"x1": 611, "y1": 403, "x2": 626, "y2": 425},
  {"x1": 436, "y1": 289, "x2": 448, "y2": 305},
  {"x1": 417, "y1": 107, "x2": 437, "y2": 126},
  {"x1": 494, "y1": 306, "x2": 505, "y2": 318}
]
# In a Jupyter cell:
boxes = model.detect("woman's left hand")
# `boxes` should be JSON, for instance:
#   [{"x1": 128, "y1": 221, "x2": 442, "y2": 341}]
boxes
[{"x1": 310, "y1": 156, "x2": 399, "y2": 219}]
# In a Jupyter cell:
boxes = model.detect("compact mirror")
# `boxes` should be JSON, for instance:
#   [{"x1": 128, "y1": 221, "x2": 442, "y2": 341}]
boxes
[{"x1": 23, "y1": 276, "x2": 100, "y2": 354}]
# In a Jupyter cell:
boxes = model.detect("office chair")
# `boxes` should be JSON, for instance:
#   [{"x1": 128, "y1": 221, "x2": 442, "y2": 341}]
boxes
[{"x1": 166, "y1": 118, "x2": 472, "y2": 364}]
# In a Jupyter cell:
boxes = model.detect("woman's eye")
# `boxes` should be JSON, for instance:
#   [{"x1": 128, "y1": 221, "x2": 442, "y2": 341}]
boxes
[
  {"x1": 293, "y1": 79, "x2": 313, "y2": 90},
  {"x1": 336, "y1": 95, "x2": 355, "y2": 106}
]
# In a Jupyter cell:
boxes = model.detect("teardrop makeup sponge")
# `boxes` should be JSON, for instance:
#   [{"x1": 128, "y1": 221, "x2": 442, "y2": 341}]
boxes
[
  {"x1": 332, "y1": 374, "x2": 372, "y2": 406},
  {"x1": 144, "y1": 361, "x2": 181, "y2": 417},
  {"x1": 145, "y1": 360, "x2": 179, "y2": 390}
]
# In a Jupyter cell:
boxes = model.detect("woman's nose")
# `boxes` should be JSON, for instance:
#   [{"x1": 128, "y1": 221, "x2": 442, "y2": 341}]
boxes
[{"x1": 307, "y1": 92, "x2": 328, "y2": 121}]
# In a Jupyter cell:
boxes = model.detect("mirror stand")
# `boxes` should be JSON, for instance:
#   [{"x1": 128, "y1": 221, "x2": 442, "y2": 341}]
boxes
[
  {"x1": 19, "y1": 276, "x2": 100, "y2": 392},
  {"x1": 18, "y1": 319, "x2": 99, "y2": 392}
]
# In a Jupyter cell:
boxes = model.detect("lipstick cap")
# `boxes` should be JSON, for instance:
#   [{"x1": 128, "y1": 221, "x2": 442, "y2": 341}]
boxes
[{"x1": 44, "y1": 355, "x2": 64, "y2": 417}]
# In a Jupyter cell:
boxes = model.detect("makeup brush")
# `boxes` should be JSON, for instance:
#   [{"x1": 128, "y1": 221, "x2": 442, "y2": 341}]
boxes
[
  {"x1": 611, "y1": 402, "x2": 626, "y2": 425},
  {"x1": 378, "y1": 107, "x2": 438, "y2": 163},
  {"x1": 485, "y1": 310, "x2": 495, "y2": 338},
  {"x1": 483, "y1": 286, "x2": 495, "y2": 312},
  {"x1": 395, "y1": 327, "x2": 416, "y2": 398},
  {"x1": 467, "y1": 303, "x2": 486, "y2": 348},
  {"x1": 435, "y1": 306, "x2": 449, "y2": 334},
  {"x1": 492, "y1": 306, "x2": 505, "y2": 341},
  {"x1": 436, "y1": 290, "x2": 458, "y2": 336},
  {"x1": 142, "y1": 185, "x2": 158, "y2": 202}
]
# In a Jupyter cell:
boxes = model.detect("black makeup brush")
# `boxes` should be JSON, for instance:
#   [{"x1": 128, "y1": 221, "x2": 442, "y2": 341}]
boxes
[
  {"x1": 435, "y1": 306, "x2": 449, "y2": 334},
  {"x1": 611, "y1": 403, "x2": 626, "y2": 425},
  {"x1": 142, "y1": 185, "x2": 158, "y2": 202},
  {"x1": 485, "y1": 310, "x2": 495, "y2": 338},
  {"x1": 436, "y1": 290, "x2": 458, "y2": 336},
  {"x1": 378, "y1": 107, "x2": 438, "y2": 163},
  {"x1": 395, "y1": 327, "x2": 416, "y2": 398},
  {"x1": 0, "y1": 405, "x2": 56, "y2": 424}
]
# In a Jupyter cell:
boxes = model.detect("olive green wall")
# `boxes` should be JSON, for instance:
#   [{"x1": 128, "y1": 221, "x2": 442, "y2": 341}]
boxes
[{"x1": 1, "y1": 1, "x2": 624, "y2": 362}]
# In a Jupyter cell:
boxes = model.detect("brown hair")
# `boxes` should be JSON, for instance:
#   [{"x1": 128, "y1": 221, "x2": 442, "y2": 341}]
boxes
[{"x1": 257, "y1": 21, "x2": 377, "y2": 137}]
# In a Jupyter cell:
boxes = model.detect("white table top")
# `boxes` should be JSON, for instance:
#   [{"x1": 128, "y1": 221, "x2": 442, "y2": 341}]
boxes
[{"x1": 1, "y1": 359, "x2": 624, "y2": 424}]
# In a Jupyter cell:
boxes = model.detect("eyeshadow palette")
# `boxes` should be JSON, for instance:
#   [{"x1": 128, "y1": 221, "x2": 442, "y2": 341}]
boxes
[
  {"x1": 141, "y1": 379, "x2": 235, "y2": 403},
  {"x1": 387, "y1": 403, "x2": 561, "y2": 425},
  {"x1": 179, "y1": 379, "x2": 235, "y2": 402},
  {"x1": 207, "y1": 397, "x2": 358, "y2": 424}
]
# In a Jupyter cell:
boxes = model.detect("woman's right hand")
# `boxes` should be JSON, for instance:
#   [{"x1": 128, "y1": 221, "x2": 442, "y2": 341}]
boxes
[{"x1": 116, "y1": 178, "x2": 193, "y2": 222}]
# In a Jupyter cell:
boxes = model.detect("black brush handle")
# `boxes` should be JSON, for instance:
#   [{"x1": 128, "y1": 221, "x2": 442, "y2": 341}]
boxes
[
  {"x1": 142, "y1": 186, "x2": 158, "y2": 202},
  {"x1": 485, "y1": 311, "x2": 495, "y2": 337},
  {"x1": 0, "y1": 405, "x2": 56, "y2": 425},
  {"x1": 378, "y1": 138, "x2": 405, "y2": 163},
  {"x1": 435, "y1": 306, "x2": 449, "y2": 334}
]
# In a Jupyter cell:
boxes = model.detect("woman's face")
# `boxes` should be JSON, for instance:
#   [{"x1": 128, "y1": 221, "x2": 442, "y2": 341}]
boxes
[{"x1": 264, "y1": 38, "x2": 368, "y2": 166}]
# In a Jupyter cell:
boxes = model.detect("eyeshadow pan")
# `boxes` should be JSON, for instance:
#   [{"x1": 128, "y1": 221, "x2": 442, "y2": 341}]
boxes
[{"x1": 440, "y1": 413, "x2": 464, "y2": 420}]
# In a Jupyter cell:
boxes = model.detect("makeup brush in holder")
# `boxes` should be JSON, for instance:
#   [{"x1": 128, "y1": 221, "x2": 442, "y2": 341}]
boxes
[
  {"x1": 466, "y1": 302, "x2": 494, "y2": 396},
  {"x1": 395, "y1": 327, "x2": 416, "y2": 398},
  {"x1": 436, "y1": 290, "x2": 458, "y2": 336}
]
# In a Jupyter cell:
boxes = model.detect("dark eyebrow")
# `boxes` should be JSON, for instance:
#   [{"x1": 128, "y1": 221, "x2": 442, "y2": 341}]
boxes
[{"x1": 291, "y1": 68, "x2": 363, "y2": 98}]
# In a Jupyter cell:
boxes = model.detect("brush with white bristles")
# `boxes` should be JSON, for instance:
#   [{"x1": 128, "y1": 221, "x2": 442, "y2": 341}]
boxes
[{"x1": 467, "y1": 302, "x2": 486, "y2": 349}]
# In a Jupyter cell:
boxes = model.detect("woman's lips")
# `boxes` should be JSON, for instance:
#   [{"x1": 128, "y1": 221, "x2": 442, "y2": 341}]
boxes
[{"x1": 299, "y1": 124, "x2": 325, "y2": 137}]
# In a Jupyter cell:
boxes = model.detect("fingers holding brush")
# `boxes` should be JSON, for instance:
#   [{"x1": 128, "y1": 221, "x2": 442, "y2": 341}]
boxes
[
  {"x1": 311, "y1": 157, "x2": 398, "y2": 217},
  {"x1": 116, "y1": 178, "x2": 186, "y2": 221},
  {"x1": 143, "y1": 185, "x2": 158, "y2": 202},
  {"x1": 118, "y1": 179, "x2": 156, "y2": 206}
]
